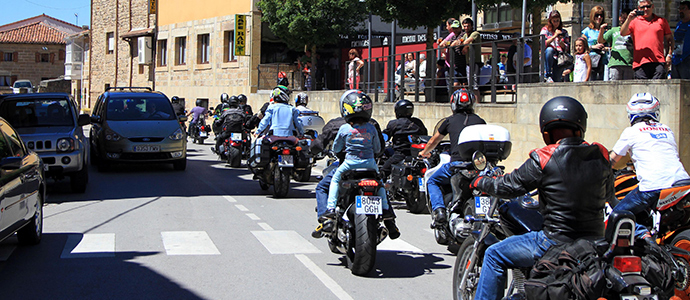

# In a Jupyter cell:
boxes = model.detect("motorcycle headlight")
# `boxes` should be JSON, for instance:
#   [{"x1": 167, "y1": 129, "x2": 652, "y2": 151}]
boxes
[
  {"x1": 56, "y1": 138, "x2": 75, "y2": 152},
  {"x1": 105, "y1": 129, "x2": 122, "y2": 141},
  {"x1": 169, "y1": 128, "x2": 185, "y2": 141}
]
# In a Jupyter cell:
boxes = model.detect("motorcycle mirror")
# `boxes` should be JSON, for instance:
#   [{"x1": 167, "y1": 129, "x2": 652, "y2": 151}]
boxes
[
  {"x1": 382, "y1": 133, "x2": 389, "y2": 141},
  {"x1": 472, "y1": 151, "x2": 487, "y2": 170}
]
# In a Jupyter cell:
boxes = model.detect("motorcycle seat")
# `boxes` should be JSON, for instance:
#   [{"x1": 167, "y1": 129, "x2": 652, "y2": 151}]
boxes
[
  {"x1": 341, "y1": 168, "x2": 379, "y2": 180},
  {"x1": 266, "y1": 135, "x2": 298, "y2": 145},
  {"x1": 672, "y1": 179, "x2": 690, "y2": 187},
  {"x1": 449, "y1": 161, "x2": 473, "y2": 173}
]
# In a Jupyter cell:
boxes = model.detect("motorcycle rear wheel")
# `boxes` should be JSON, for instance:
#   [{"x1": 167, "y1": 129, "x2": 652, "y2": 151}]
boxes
[
  {"x1": 672, "y1": 229, "x2": 690, "y2": 299},
  {"x1": 453, "y1": 236, "x2": 480, "y2": 300},
  {"x1": 347, "y1": 213, "x2": 378, "y2": 276},
  {"x1": 407, "y1": 188, "x2": 428, "y2": 214},
  {"x1": 273, "y1": 167, "x2": 290, "y2": 198},
  {"x1": 227, "y1": 147, "x2": 241, "y2": 168},
  {"x1": 295, "y1": 166, "x2": 312, "y2": 182}
]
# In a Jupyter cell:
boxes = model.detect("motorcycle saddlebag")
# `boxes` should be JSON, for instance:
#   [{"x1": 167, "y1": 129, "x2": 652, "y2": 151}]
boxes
[{"x1": 391, "y1": 164, "x2": 408, "y2": 187}]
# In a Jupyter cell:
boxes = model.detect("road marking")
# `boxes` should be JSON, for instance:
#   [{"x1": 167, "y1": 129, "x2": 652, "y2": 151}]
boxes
[
  {"x1": 257, "y1": 222, "x2": 273, "y2": 231},
  {"x1": 246, "y1": 213, "x2": 261, "y2": 220},
  {"x1": 377, "y1": 238, "x2": 424, "y2": 253},
  {"x1": 251, "y1": 230, "x2": 321, "y2": 254},
  {"x1": 61, "y1": 233, "x2": 116, "y2": 258},
  {"x1": 223, "y1": 195, "x2": 237, "y2": 203},
  {"x1": 161, "y1": 231, "x2": 220, "y2": 255},
  {"x1": 295, "y1": 254, "x2": 354, "y2": 300},
  {"x1": 235, "y1": 204, "x2": 249, "y2": 212}
]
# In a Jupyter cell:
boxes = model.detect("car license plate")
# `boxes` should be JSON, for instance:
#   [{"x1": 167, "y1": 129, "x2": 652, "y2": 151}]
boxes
[
  {"x1": 134, "y1": 145, "x2": 160, "y2": 152},
  {"x1": 356, "y1": 196, "x2": 382, "y2": 215},
  {"x1": 475, "y1": 196, "x2": 491, "y2": 216},
  {"x1": 231, "y1": 133, "x2": 242, "y2": 141},
  {"x1": 199, "y1": 131, "x2": 208, "y2": 138},
  {"x1": 418, "y1": 177, "x2": 425, "y2": 192},
  {"x1": 278, "y1": 155, "x2": 293, "y2": 166}
]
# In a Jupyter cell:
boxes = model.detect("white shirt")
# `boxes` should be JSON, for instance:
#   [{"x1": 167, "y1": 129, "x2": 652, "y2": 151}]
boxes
[{"x1": 612, "y1": 121, "x2": 690, "y2": 191}]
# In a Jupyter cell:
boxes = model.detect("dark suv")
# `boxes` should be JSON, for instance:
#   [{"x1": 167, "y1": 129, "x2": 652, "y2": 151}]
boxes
[
  {"x1": 0, "y1": 93, "x2": 90, "y2": 192},
  {"x1": 90, "y1": 87, "x2": 187, "y2": 171}
]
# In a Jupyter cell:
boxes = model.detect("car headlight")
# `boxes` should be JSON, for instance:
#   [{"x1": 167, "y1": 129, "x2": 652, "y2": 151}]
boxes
[
  {"x1": 169, "y1": 128, "x2": 185, "y2": 141},
  {"x1": 105, "y1": 129, "x2": 122, "y2": 141},
  {"x1": 56, "y1": 138, "x2": 75, "y2": 152}
]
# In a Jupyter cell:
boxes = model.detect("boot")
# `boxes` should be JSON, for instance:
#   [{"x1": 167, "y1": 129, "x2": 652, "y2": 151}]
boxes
[
  {"x1": 382, "y1": 208, "x2": 400, "y2": 239},
  {"x1": 312, "y1": 209, "x2": 336, "y2": 239},
  {"x1": 433, "y1": 207, "x2": 448, "y2": 225}
]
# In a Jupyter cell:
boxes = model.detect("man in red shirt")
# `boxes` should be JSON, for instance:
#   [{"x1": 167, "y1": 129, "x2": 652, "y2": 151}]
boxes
[{"x1": 620, "y1": 0, "x2": 674, "y2": 79}]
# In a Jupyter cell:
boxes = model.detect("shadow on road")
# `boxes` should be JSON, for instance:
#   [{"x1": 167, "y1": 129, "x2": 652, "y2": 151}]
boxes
[
  {"x1": 0, "y1": 233, "x2": 206, "y2": 300},
  {"x1": 332, "y1": 250, "x2": 452, "y2": 278}
]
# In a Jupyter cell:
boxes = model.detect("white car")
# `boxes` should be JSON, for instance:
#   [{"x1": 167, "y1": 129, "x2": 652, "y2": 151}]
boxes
[{"x1": 12, "y1": 80, "x2": 35, "y2": 94}]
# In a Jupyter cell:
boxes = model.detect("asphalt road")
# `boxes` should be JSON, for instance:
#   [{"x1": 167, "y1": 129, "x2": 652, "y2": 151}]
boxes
[{"x1": 0, "y1": 140, "x2": 457, "y2": 300}]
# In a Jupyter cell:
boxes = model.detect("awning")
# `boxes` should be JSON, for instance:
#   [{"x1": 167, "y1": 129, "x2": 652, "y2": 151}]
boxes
[{"x1": 120, "y1": 27, "x2": 155, "y2": 39}]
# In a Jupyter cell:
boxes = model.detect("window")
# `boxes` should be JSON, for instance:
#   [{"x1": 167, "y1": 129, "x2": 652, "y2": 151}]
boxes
[
  {"x1": 0, "y1": 76, "x2": 15, "y2": 86},
  {"x1": 1, "y1": 124, "x2": 26, "y2": 157},
  {"x1": 223, "y1": 31, "x2": 235, "y2": 62},
  {"x1": 106, "y1": 32, "x2": 115, "y2": 54},
  {"x1": 483, "y1": 4, "x2": 516, "y2": 26},
  {"x1": 197, "y1": 34, "x2": 210, "y2": 64},
  {"x1": 2, "y1": 52, "x2": 14, "y2": 62},
  {"x1": 175, "y1": 37, "x2": 186, "y2": 65},
  {"x1": 157, "y1": 39, "x2": 167, "y2": 66},
  {"x1": 40, "y1": 53, "x2": 50, "y2": 63}
]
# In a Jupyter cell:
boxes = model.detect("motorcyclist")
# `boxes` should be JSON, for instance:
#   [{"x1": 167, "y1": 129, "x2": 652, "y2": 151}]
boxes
[
  {"x1": 294, "y1": 93, "x2": 313, "y2": 113},
  {"x1": 468, "y1": 96, "x2": 613, "y2": 300},
  {"x1": 237, "y1": 94, "x2": 253, "y2": 117},
  {"x1": 313, "y1": 90, "x2": 399, "y2": 239},
  {"x1": 609, "y1": 93, "x2": 690, "y2": 241},
  {"x1": 417, "y1": 88, "x2": 485, "y2": 226},
  {"x1": 381, "y1": 99, "x2": 428, "y2": 178},
  {"x1": 186, "y1": 99, "x2": 208, "y2": 136},
  {"x1": 255, "y1": 85, "x2": 304, "y2": 137},
  {"x1": 171, "y1": 96, "x2": 185, "y2": 116},
  {"x1": 212, "y1": 96, "x2": 247, "y2": 154}
]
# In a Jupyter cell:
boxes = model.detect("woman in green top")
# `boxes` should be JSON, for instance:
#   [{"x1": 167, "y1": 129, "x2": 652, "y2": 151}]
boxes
[{"x1": 597, "y1": 8, "x2": 634, "y2": 80}]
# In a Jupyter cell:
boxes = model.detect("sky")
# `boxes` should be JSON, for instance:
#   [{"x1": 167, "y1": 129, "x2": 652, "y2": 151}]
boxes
[{"x1": 1, "y1": 0, "x2": 90, "y2": 28}]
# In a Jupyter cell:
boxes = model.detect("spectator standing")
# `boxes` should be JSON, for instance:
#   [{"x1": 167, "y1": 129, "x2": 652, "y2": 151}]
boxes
[
  {"x1": 438, "y1": 18, "x2": 457, "y2": 68},
  {"x1": 298, "y1": 50, "x2": 312, "y2": 90},
  {"x1": 621, "y1": 0, "x2": 674, "y2": 79},
  {"x1": 419, "y1": 54, "x2": 427, "y2": 88},
  {"x1": 507, "y1": 33, "x2": 533, "y2": 84},
  {"x1": 572, "y1": 37, "x2": 592, "y2": 82},
  {"x1": 460, "y1": 18, "x2": 483, "y2": 90},
  {"x1": 447, "y1": 20, "x2": 467, "y2": 90},
  {"x1": 672, "y1": 1, "x2": 690, "y2": 79},
  {"x1": 598, "y1": 9, "x2": 635, "y2": 80},
  {"x1": 541, "y1": 10, "x2": 571, "y2": 82},
  {"x1": 581, "y1": 6, "x2": 608, "y2": 81},
  {"x1": 435, "y1": 59, "x2": 451, "y2": 103},
  {"x1": 347, "y1": 48, "x2": 364, "y2": 89}
]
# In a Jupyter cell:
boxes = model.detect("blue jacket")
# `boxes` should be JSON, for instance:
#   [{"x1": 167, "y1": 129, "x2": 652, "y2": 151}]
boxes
[
  {"x1": 256, "y1": 103, "x2": 304, "y2": 136},
  {"x1": 333, "y1": 122, "x2": 381, "y2": 161}
]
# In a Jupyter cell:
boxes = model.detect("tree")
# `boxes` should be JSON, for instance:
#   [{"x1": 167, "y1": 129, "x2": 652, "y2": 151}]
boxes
[{"x1": 257, "y1": 0, "x2": 367, "y2": 51}]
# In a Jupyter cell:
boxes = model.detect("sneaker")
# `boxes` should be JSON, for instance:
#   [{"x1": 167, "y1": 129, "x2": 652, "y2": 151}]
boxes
[
  {"x1": 384, "y1": 219, "x2": 400, "y2": 240},
  {"x1": 545, "y1": 77, "x2": 554, "y2": 83}
]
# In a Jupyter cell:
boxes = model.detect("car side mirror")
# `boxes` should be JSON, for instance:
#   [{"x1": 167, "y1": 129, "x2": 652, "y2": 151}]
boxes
[
  {"x1": 0, "y1": 156, "x2": 22, "y2": 170},
  {"x1": 78, "y1": 114, "x2": 91, "y2": 126},
  {"x1": 178, "y1": 115, "x2": 188, "y2": 122},
  {"x1": 90, "y1": 115, "x2": 101, "y2": 124}
]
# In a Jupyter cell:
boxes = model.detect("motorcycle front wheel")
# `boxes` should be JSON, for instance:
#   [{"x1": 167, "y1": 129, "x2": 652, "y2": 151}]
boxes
[
  {"x1": 347, "y1": 213, "x2": 378, "y2": 276},
  {"x1": 453, "y1": 236, "x2": 481, "y2": 300},
  {"x1": 672, "y1": 229, "x2": 690, "y2": 299},
  {"x1": 273, "y1": 166, "x2": 290, "y2": 198}
]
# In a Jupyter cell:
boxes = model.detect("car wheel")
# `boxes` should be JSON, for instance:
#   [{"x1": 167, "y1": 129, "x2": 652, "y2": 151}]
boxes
[
  {"x1": 173, "y1": 158, "x2": 187, "y2": 171},
  {"x1": 17, "y1": 192, "x2": 43, "y2": 245},
  {"x1": 70, "y1": 166, "x2": 88, "y2": 193}
]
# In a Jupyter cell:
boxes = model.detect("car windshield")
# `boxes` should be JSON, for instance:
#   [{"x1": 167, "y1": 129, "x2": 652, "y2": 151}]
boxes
[
  {"x1": 13, "y1": 81, "x2": 31, "y2": 88},
  {"x1": 0, "y1": 98, "x2": 74, "y2": 128},
  {"x1": 106, "y1": 97, "x2": 175, "y2": 121}
]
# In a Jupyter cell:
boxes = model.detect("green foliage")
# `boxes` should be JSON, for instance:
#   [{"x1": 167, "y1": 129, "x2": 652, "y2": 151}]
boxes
[
  {"x1": 366, "y1": 0, "x2": 472, "y2": 30},
  {"x1": 474, "y1": 0, "x2": 575, "y2": 14},
  {"x1": 257, "y1": 0, "x2": 367, "y2": 50}
]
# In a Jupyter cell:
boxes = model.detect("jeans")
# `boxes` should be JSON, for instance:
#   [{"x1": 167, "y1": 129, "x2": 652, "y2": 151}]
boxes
[
  {"x1": 672, "y1": 58, "x2": 690, "y2": 79},
  {"x1": 544, "y1": 47, "x2": 556, "y2": 78},
  {"x1": 315, "y1": 165, "x2": 337, "y2": 218},
  {"x1": 611, "y1": 187, "x2": 661, "y2": 238},
  {"x1": 327, "y1": 158, "x2": 389, "y2": 210},
  {"x1": 428, "y1": 161, "x2": 466, "y2": 211},
  {"x1": 475, "y1": 231, "x2": 557, "y2": 300}
]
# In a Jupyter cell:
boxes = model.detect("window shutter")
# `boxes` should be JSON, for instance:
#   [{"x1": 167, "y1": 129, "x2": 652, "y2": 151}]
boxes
[
  {"x1": 10, "y1": 76, "x2": 17, "y2": 84},
  {"x1": 0, "y1": 51, "x2": 4, "y2": 61},
  {"x1": 50, "y1": 53, "x2": 55, "y2": 63},
  {"x1": 13, "y1": 52, "x2": 18, "y2": 62},
  {"x1": 35, "y1": 52, "x2": 40, "y2": 62},
  {"x1": 59, "y1": 49, "x2": 65, "y2": 60}
]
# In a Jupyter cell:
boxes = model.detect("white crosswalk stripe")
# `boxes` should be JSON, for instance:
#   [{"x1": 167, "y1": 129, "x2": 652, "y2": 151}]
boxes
[
  {"x1": 252, "y1": 230, "x2": 321, "y2": 254},
  {"x1": 61, "y1": 233, "x2": 116, "y2": 258},
  {"x1": 161, "y1": 231, "x2": 220, "y2": 255}
]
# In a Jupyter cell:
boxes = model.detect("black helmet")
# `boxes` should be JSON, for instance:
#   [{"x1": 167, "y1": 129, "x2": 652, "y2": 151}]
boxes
[
  {"x1": 271, "y1": 86, "x2": 291, "y2": 103},
  {"x1": 220, "y1": 93, "x2": 229, "y2": 103},
  {"x1": 227, "y1": 96, "x2": 239, "y2": 108},
  {"x1": 295, "y1": 93, "x2": 308, "y2": 107},
  {"x1": 539, "y1": 96, "x2": 587, "y2": 135},
  {"x1": 171, "y1": 96, "x2": 180, "y2": 103},
  {"x1": 195, "y1": 99, "x2": 204, "y2": 106},
  {"x1": 237, "y1": 94, "x2": 247, "y2": 105},
  {"x1": 450, "y1": 88, "x2": 475, "y2": 113},
  {"x1": 394, "y1": 99, "x2": 414, "y2": 118},
  {"x1": 339, "y1": 90, "x2": 373, "y2": 122}
]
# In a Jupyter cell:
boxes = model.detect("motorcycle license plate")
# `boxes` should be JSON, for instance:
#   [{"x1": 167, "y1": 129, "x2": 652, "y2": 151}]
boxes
[
  {"x1": 621, "y1": 296, "x2": 657, "y2": 300},
  {"x1": 418, "y1": 177, "x2": 425, "y2": 192},
  {"x1": 278, "y1": 155, "x2": 293, "y2": 166},
  {"x1": 134, "y1": 145, "x2": 160, "y2": 152},
  {"x1": 199, "y1": 131, "x2": 208, "y2": 138},
  {"x1": 230, "y1": 133, "x2": 242, "y2": 141},
  {"x1": 475, "y1": 196, "x2": 490, "y2": 216},
  {"x1": 356, "y1": 196, "x2": 382, "y2": 215}
]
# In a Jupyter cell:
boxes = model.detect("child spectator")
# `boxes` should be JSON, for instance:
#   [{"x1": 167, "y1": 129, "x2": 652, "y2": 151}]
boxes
[{"x1": 572, "y1": 37, "x2": 592, "y2": 82}]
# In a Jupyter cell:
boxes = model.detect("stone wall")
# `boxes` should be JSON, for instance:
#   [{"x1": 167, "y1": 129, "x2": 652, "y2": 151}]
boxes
[
  {"x1": 0, "y1": 43, "x2": 66, "y2": 86},
  {"x1": 246, "y1": 80, "x2": 690, "y2": 172}
]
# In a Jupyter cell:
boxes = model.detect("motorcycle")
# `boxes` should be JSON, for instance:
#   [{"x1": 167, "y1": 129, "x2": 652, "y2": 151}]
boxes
[
  {"x1": 250, "y1": 135, "x2": 310, "y2": 198},
  {"x1": 217, "y1": 130, "x2": 250, "y2": 167},
  {"x1": 386, "y1": 135, "x2": 432, "y2": 214},
  {"x1": 613, "y1": 167, "x2": 690, "y2": 299},
  {"x1": 320, "y1": 166, "x2": 390, "y2": 276},
  {"x1": 293, "y1": 110, "x2": 324, "y2": 182},
  {"x1": 453, "y1": 152, "x2": 658, "y2": 300},
  {"x1": 424, "y1": 124, "x2": 512, "y2": 247},
  {"x1": 190, "y1": 118, "x2": 211, "y2": 144}
]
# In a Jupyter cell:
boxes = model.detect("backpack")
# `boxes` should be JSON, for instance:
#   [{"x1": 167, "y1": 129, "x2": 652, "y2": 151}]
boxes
[
  {"x1": 221, "y1": 109, "x2": 245, "y2": 132},
  {"x1": 524, "y1": 238, "x2": 606, "y2": 300}
]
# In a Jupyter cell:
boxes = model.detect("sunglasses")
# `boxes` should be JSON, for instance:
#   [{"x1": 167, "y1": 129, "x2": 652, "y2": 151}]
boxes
[
  {"x1": 594, "y1": 14, "x2": 604, "y2": 18},
  {"x1": 640, "y1": 4, "x2": 652, "y2": 9}
]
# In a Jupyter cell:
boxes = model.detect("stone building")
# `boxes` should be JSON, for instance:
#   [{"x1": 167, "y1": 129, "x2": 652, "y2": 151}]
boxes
[
  {"x1": 0, "y1": 14, "x2": 81, "y2": 92},
  {"x1": 89, "y1": 0, "x2": 157, "y2": 108}
]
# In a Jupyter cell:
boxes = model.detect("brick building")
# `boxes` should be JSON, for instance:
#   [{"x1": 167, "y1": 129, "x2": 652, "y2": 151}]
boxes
[{"x1": 0, "y1": 14, "x2": 81, "y2": 92}]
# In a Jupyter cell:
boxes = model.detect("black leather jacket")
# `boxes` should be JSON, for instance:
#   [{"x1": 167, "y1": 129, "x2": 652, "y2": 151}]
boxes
[
  {"x1": 383, "y1": 117, "x2": 428, "y2": 155},
  {"x1": 472, "y1": 137, "x2": 614, "y2": 242}
]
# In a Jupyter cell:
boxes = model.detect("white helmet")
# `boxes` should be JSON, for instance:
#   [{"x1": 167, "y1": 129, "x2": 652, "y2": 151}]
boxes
[{"x1": 626, "y1": 93, "x2": 660, "y2": 124}]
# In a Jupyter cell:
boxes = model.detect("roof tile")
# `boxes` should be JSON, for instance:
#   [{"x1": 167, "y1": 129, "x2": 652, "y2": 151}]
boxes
[{"x1": 0, "y1": 21, "x2": 68, "y2": 44}]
